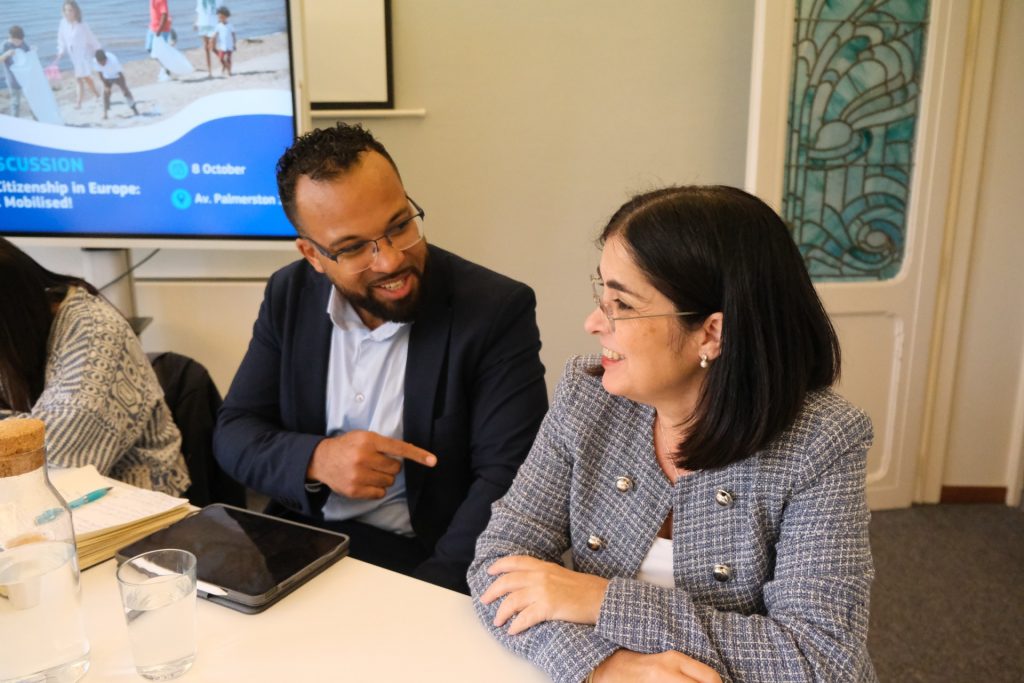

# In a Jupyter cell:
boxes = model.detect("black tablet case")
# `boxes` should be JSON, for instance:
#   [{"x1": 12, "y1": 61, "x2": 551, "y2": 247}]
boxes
[{"x1": 116, "y1": 504, "x2": 349, "y2": 614}]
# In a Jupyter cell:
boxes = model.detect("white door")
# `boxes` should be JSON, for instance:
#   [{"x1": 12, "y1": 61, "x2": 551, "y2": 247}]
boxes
[{"x1": 744, "y1": 0, "x2": 980, "y2": 508}]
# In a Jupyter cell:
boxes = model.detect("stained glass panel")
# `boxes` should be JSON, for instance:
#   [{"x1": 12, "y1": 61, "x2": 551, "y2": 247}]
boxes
[{"x1": 784, "y1": 0, "x2": 930, "y2": 280}]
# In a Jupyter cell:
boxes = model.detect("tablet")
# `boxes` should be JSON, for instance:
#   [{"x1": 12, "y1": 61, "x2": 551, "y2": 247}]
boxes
[{"x1": 115, "y1": 504, "x2": 349, "y2": 614}]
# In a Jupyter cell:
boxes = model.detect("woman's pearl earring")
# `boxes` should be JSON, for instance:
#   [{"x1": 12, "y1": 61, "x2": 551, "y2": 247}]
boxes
[{"x1": 699, "y1": 353, "x2": 709, "y2": 369}]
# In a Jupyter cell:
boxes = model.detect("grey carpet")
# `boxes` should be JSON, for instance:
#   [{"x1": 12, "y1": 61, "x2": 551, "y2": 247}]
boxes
[{"x1": 868, "y1": 504, "x2": 1024, "y2": 681}]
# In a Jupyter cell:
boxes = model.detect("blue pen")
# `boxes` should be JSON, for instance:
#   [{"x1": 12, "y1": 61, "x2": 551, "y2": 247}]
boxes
[{"x1": 35, "y1": 486, "x2": 113, "y2": 525}]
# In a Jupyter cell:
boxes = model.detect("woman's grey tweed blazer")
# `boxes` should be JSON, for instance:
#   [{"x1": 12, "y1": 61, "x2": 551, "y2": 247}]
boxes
[{"x1": 468, "y1": 356, "x2": 877, "y2": 683}]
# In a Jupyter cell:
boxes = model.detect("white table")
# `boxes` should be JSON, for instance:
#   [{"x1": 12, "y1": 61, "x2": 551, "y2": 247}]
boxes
[{"x1": 79, "y1": 557, "x2": 546, "y2": 682}]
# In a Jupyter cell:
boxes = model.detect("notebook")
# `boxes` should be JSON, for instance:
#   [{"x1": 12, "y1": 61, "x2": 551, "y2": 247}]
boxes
[{"x1": 49, "y1": 465, "x2": 192, "y2": 569}]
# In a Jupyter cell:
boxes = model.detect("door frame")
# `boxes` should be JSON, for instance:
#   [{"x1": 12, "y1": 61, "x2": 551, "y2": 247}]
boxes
[{"x1": 743, "y1": 0, "x2": 998, "y2": 507}]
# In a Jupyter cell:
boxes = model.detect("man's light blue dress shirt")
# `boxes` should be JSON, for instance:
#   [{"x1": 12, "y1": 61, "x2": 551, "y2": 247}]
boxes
[{"x1": 319, "y1": 288, "x2": 414, "y2": 536}]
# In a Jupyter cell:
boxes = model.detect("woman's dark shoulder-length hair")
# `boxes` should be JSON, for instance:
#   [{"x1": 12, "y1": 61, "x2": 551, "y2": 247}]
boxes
[
  {"x1": 599, "y1": 185, "x2": 841, "y2": 471},
  {"x1": 0, "y1": 238, "x2": 97, "y2": 412}
]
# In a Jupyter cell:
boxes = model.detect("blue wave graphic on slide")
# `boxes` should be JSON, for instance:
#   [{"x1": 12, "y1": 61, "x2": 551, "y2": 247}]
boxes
[{"x1": 1, "y1": 115, "x2": 295, "y2": 237}]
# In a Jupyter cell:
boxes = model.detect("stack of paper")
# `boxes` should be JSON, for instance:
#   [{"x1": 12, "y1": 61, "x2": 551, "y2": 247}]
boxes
[{"x1": 49, "y1": 465, "x2": 192, "y2": 569}]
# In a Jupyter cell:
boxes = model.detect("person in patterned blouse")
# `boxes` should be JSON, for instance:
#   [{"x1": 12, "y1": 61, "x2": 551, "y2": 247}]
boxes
[{"x1": 0, "y1": 238, "x2": 188, "y2": 495}]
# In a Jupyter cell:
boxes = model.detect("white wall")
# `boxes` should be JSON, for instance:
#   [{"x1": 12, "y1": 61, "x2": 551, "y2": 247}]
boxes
[
  {"x1": 325, "y1": 0, "x2": 755, "y2": 396},
  {"x1": 22, "y1": 0, "x2": 755, "y2": 396},
  {"x1": 941, "y1": 0, "x2": 1024, "y2": 488}
]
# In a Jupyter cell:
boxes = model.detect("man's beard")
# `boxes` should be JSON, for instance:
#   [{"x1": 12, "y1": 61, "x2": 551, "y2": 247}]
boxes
[{"x1": 332, "y1": 263, "x2": 427, "y2": 323}]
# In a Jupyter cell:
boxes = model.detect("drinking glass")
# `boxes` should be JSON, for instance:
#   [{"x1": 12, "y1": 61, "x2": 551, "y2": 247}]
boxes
[{"x1": 116, "y1": 549, "x2": 197, "y2": 680}]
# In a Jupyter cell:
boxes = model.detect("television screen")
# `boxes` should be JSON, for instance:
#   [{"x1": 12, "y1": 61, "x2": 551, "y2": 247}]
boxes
[{"x1": 0, "y1": 0, "x2": 297, "y2": 240}]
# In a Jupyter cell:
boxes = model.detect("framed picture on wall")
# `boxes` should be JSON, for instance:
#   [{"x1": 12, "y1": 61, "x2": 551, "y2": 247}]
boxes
[{"x1": 303, "y1": 0, "x2": 393, "y2": 109}]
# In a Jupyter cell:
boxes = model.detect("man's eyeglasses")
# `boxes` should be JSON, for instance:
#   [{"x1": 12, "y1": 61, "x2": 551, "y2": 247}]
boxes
[
  {"x1": 305, "y1": 196, "x2": 425, "y2": 274},
  {"x1": 591, "y1": 274, "x2": 698, "y2": 332}
]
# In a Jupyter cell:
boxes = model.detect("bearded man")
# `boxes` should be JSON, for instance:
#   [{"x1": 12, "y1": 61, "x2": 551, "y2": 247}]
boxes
[{"x1": 214, "y1": 123, "x2": 547, "y2": 594}]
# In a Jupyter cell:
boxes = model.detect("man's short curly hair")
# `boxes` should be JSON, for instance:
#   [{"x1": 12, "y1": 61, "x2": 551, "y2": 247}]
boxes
[{"x1": 276, "y1": 123, "x2": 399, "y2": 230}]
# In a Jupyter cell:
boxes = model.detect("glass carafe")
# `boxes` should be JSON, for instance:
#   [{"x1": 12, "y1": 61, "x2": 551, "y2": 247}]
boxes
[{"x1": 0, "y1": 418, "x2": 90, "y2": 682}]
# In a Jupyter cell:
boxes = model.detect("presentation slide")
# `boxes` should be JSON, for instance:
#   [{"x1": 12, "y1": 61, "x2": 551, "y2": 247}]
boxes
[{"x1": 0, "y1": 0, "x2": 296, "y2": 239}]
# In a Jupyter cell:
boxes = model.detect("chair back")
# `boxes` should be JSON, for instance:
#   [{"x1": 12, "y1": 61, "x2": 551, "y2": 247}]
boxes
[{"x1": 148, "y1": 351, "x2": 247, "y2": 507}]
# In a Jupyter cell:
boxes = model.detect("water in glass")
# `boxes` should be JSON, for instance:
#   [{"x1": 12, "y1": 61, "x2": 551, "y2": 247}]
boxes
[
  {"x1": 0, "y1": 540, "x2": 90, "y2": 682},
  {"x1": 121, "y1": 573, "x2": 197, "y2": 680}
]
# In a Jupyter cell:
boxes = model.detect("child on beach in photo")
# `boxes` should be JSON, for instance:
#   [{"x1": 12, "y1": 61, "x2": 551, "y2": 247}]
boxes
[
  {"x1": 214, "y1": 6, "x2": 236, "y2": 77},
  {"x1": 93, "y1": 49, "x2": 138, "y2": 119},
  {"x1": 1, "y1": 26, "x2": 30, "y2": 117},
  {"x1": 194, "y1": 0, "x2": 218, "y2": 76},
  {"x1": 55, "y1": 0, "x2": 101, "y2": 108}
]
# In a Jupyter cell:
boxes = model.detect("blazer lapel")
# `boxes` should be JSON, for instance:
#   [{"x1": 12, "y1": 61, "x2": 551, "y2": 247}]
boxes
[
  {"x1": 299, "y1": 272, "x2": 333, "y2": 435},
  {"x1": 404, "y1": 247, "x2": 452, "y2": 512}
]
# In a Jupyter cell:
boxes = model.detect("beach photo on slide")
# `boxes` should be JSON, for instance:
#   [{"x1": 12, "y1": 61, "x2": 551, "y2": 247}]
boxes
[
  {"x1": 1, "y1": 0, "x2": 296, "y2": 240},
  {"x1": 0, "y1": 0, "x2": 291, "y2": 129}
]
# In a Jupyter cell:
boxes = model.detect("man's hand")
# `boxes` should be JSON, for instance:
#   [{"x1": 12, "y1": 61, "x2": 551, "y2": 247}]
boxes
[
  {"x1": 593, "y1": 650, "x2": 723, "y2": 683},
  {"x1": 306, "y1": 430, "x2": 436, "y2": 499},
  {"x1": 480, "y1": 556, "x2": 610, "y2": 635}
]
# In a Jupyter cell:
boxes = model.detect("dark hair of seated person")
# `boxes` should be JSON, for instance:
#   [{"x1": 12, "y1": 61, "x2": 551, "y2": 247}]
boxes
[
  {"x1": 590, "y1": 185, "x2": 841, "y2": 471},
  {"x1": 275, "y1": 122, "x2": 399, "y2": 231},
  {"x1": 0, "y1": 237, "x2": 98, "y2": 412}
]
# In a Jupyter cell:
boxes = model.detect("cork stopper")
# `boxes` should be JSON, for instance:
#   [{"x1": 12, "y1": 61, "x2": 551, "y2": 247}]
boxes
[{"x1": 0, "y1": 418, "x2": 46, "y2": 477}]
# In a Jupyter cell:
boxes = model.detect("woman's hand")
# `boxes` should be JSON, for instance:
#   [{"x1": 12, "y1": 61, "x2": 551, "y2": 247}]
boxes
[
  {"x1": 481, "y1": 555, "x2": 610, "y2": 635},
  {"x1": 593, "y1": 650, "x2": 723, "y2": 683}
]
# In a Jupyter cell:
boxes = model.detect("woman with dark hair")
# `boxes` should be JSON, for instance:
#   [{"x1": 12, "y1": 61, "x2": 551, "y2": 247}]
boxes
[
  {"x1": 0, "y1": 238, "x2": 189, "y2": 495},
  {"x1": 469, "y1": 186, "x2": 875, "y2": 682}
]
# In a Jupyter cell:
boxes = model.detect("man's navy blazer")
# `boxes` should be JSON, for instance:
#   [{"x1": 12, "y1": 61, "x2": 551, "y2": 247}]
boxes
[{"x1": 214, "y1": 245, "x2": 548, "y2": 592}]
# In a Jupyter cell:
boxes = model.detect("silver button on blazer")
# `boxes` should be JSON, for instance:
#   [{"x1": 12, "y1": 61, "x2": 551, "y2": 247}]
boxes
[{"x1": 469, "y1": 356, "x2": 877, "y2": 683}]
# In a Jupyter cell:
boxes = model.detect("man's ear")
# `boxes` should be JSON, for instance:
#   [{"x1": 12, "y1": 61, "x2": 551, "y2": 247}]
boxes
[
  {"x1": 700, "y1": 312, "x2": 724, "y2": 361},
  {"x1": 295, "y1": 237, "x2": 326, "y2": 274}
]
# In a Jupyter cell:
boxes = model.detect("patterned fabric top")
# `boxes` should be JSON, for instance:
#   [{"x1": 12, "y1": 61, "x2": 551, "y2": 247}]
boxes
[
  {"x1": 468, "y1": 356, "x2": 877, "y2": 683},
  {"x1": 15, "y1": 287, "x2": 189, "y2": 495}
]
